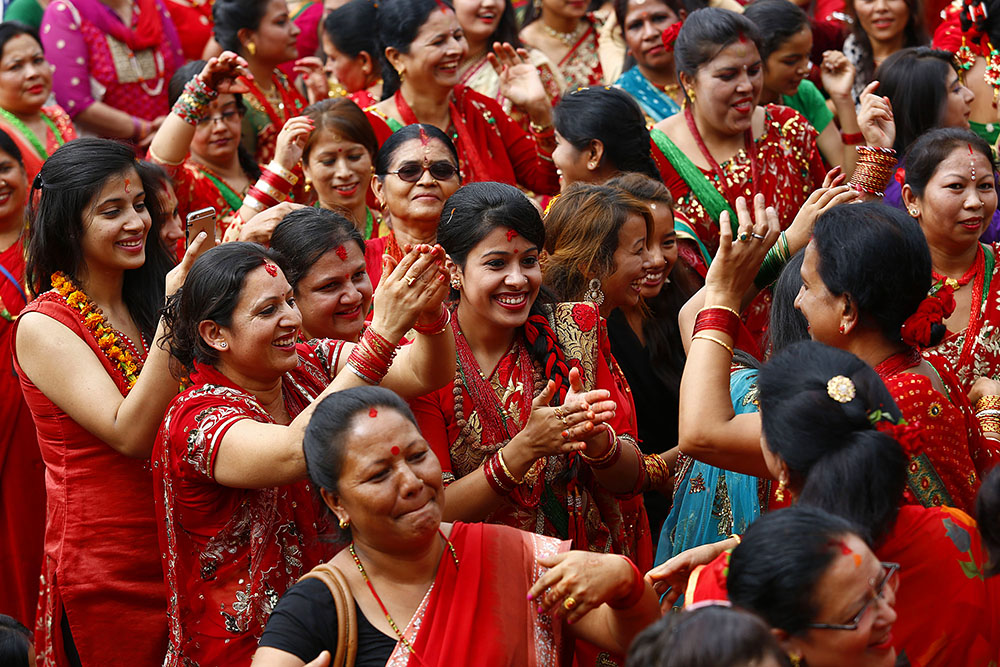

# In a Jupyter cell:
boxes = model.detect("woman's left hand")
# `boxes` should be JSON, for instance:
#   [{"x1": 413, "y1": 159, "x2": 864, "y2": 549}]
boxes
[
  {"x1": 784, "y1": 169, "x2": 859, "y2": 249},
  {"x1": 371, "y1": 244, "x2": 450, "y2": 339},
  {"x1": 819, "y1": 50, "x2": 856, "y2": 102},
  {"x1": 704, "y1": 195, "x2": 780, "y2": 304},
  {"x1": 294, "y1": 57, "x2": 331, "y2": 104},
  {"x1": 562, "y1": 366, "x2": 617, "y2": 448},
  {"x1": 273, "y1": 116, "x2": 315, "y2": 172},
  {"x1": 490, "y1": 42, "x2": 550, "y2": 110},
  {"x1": 529, "y1": 551, "x2": 639, "y2": 624}
]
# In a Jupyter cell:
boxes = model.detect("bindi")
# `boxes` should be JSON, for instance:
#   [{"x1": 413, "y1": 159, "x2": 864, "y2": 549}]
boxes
[
  {"x1": 124, "y1": 178, "x2": 131, "y2": 194},
  {"x1": 335, "y1": 245, "x2": 348, "y2": 261},
  {"x1": 390, "y1": 445, "x2": 400, "y2": 456},
  {"x1": 506, "y1": 229, "x2": 519, "y2": 242},
  {"x1": 969, "y1": 143, "x2": 977, "y2": 180},
  {"x1": 369, "y1": 407, "x2": 378, "y2": 418},
  {"x1": 262, "y1": 261, "x2": 278, "y2": 277}
]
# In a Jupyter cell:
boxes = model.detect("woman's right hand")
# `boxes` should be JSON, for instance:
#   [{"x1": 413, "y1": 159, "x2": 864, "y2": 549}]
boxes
[
  {"x1": 645, "y1": 538, "x2": 735, "y2": 612},
  {"x1": 857, "y1": 80, "x2": 895, "y2": 149},
  {"x1": 164, "y1": 229, "x2": 215, "y2": 297},
  {"x1": 704, "y1": 195, "x2": 779, "y2": 305},
  {"x1": 198, "y1": 51, "x2": 251, "y2": 95},
  {"x1": 237, "y1": 202, "x2": 306, "y2": 244},
  {"x1": 370, "y1": 244, "x2": 450, "y2": 340},
  {"x1": 273, "y1": 116, "x2": 315, "y2": 173},
  {"x1": 784, "y1": 169, "x2": 859, "y2": 250}
]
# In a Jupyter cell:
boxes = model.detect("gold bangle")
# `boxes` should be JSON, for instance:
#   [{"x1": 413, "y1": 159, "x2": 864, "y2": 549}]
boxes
[
  {"x1": 697, "y1": 305, "x2": 741, "y2": 318},
  {"x1": 728, "y1": 533, "x2": 742, "y2": 546},
  {"x1": 975, "y1": 395, "x2": 1000, "y2": 412},
  {"x1": 691, "y1": 333, "x2": 734, "y2": 356},
  {"x1": 579, "y1": 424, "x2": 620, "y2": 466},
  {"x1": 496, "y1": 448, "x2": 524, "y2": 484}
]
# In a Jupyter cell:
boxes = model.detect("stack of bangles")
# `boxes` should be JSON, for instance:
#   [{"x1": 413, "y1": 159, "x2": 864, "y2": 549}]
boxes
[
  {"x1": 412, "y1": 306, "x2": 451, "y2": 336},
  {"x1": 608, "y1": 556, "x2": 645, "y2": 610},
  {"x1": 755, "y1": 231, "x2": 790, "y2": 289},
  {"x1": 483, "y1": 447, "x2": 522, "y2": 495},
  {"x1": 691, "y1": 305, "x2": 739, "y2": 357},
  {"x1": 579, "y1": 424, "x2": 622, "y2": 469},
  {"x1": 346, "y1": 327, "x2": 398, "y2": 384},
  {"x1": 244, "y1": 161, "x2": 299, "y2": 214},
  {"x1": 975, "y1": 395, "x2": 1000, "y2": 433},
  {"x1": 848, "y1": 146, "x2": 897, "y2": 197},
  {"x1": 171, "y1": 75, "x2": 218, "y2": 126}
]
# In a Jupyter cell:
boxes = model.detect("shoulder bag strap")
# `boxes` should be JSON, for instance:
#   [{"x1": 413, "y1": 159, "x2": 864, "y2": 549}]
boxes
[{"x1": 297, "y1": 563, "x2": 358, "y2": 667}]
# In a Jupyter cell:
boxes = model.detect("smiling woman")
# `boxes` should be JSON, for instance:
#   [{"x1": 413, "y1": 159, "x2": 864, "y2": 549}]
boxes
[{"x1": 612, "y1": 0, "x2": 684, "y2": 123}]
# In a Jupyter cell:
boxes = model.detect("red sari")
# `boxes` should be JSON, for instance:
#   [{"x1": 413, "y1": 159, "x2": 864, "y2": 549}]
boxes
[
  {"x1": 0, "y1": 238, "x2": 46, "y2": 628},
  {"x1": 685, "y1": 505, "x2": 1000, "y2": 667},
  {"x1": 238, "y1": 71, "x2": 308, "y2": 166},
  {"x1": 410, "y1": 303, "x2": 652, "y2": 574},
  {"x1": 365, "y1": 86, "x2": 560, "y2": 195},
  {"x1": 386, "y1": 522, "x2": 572, "y2": 666},
  {"x1": 13, "y1": 290, "x2": 166, "y2": 666},
  {"x1": 876, "y1": 350, "x2": 992, "y2": 513},
  {"x1": 150, "y1": 157, "x2": 247, "y2": 239},
  {"x1": 552, "y1": 15, "x2": 605, "y2": 90},
  {"x1": 153, "y1": 340, "x2": 346, "y2": 666}
]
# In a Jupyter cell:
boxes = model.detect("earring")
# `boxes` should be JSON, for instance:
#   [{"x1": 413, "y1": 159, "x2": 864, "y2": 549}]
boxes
[
  {"x1": 450, "y1": 277, "x2": 462, "y2": 290},
  {"x1": 219, "y1": 341, "x2": 228, "y2": 349},
  {"x1": 908, "y1": 207, "x2": 919, "y2": 217},
  {"x1": 246, "y1": 41, "x2": 256, "y2": 56},
  {"x1": 587, "y1": 161, "x2": 598, "y2": 170},
  {"x1": 788, "y1": 653, "x2": 802, "y2": 667},
  {"x1": 584, "y1": 278, "x2": 605, "y2": 306},
  {"x1": 775, "y1": 479, "x2": 787, "y2": 502},
  {"x1": 339, "y1": 517, "x2": 350, "y2": 529},
  {"x1": 839, "y1": 324, "x2": 846, "y2": 334}
]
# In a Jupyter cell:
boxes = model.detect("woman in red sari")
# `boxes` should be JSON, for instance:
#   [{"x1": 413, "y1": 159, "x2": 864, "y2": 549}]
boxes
[
  {"x1": 0, "y1": 132, "x2": 45, "y2": 630},
  {"x1": 318, "y1": 0, "x2": 383, "y2": 108},
  {"x1": 0, "y1": 23, "x2": 76, "y2": 185},
  {"x1": 253, "y1": 386, "x2": 660, "y2": 666},
  {"x1": 13, "y1": 138, "x2": 206, "y2": 666},
  {"x1": 213, "y1": 0, "x2": 307, "y2": 165},
  {"x1": 366, "y1": 0, "x2": 559, "y2": 195},
  {"x1": 154, "y1": 240, "x2": 456, "y2": 665},
  {"x1": 520, "y1": 0, "x2": 610, "y2": 89}
]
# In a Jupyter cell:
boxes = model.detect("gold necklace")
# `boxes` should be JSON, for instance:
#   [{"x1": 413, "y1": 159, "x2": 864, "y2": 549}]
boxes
[{"x1": 541, "y1": 19, "x2": 586, "y2": 47}]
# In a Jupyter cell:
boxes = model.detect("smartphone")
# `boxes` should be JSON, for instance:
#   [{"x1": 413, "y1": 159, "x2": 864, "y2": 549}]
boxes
[{"x1": 186, "y1": 206, "x2": 217, "y2": 248}]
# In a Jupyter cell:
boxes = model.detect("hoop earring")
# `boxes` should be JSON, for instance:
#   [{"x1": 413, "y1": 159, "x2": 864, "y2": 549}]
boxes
[{"x1": 584, "y1": 278, "x2": 605, "y2": 306}]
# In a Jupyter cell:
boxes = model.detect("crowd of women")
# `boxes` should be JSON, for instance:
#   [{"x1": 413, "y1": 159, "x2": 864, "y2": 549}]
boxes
[{"x1": 0, "y1": 0, "x2": 999, "y2": 665}]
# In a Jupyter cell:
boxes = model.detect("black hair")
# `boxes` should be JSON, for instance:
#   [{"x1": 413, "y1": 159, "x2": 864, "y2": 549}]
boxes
[
  {"x1": 270, "y1": 207, "x2": 365, "y2": 290},
  {"x1": 758, "y1": 341, "x2": 908, "y2": 544},
  {"x1": 0, "y1": 21, "x2": 41, "y2": 60},
  {"x1": 877, "y1": 47, "x2": 961, "y2": 153},
  {"x1": 768, "y1": 249, "x2": 809, "y2": 354},
  {"x1": 160, "y1": 242, "x2": 281, "y2": 371},
  {"x1": 373, "y1": 123, "x2": 460, "y2": 176},
  {"x1": 0, "y1": 615, "x2": 31, "y2": 667},
  {"x1": 742, "y1": 0, "x2": 810, "y2": 60},
  {"x1": 625, "y1": 604, "x2": 791, "y2": 667},
  {"x1": 135, "y1": 160, "x2": 178, "y2": 260},
  {"x1": 375, "y1": 0, "x2": 454, "y2": 99},
  {"x1": 168, "y1": 60, "x2": 261, "y2": 181},
  {"x1": 554, "y1": 87, "x2": 660, "y2": 181},
  {"x1": 728, "y1": 505, "x2": 863, "y2": 636},
  {"x1": 213, "y1": 0, "x2": 270, "y2": 53},
  {"x1": 978, "y1": 466, "x2": 1000, "y2": 577},
  {"x1": 904, "y1": 127, "x2": 997, "y2": 198},
  {"x1": 845, "y1": 0, "x2": 926, "y2": 94},
  {"x1": 323, "y1": 0, "x2": 379, "y2": 59},
  {"x1": 614, "y1": 0, "x2": 685, "y2": 38},
  {"x1": 0, "y1": 127, "x2": 24, "y2": 168},
  {"x1": 25, "y1": 138, "x2": 171, "y2": 341},
  {"x1": 959, "y1": 0, "x2": 1000, "y2": 50},
  {"x1": 811, "y1": 202, "x2": 939, "y2": 346},
  {"x1": 674, "y1": 7, "x2": 762, "y2": 103},
  {"x1": 304, "y1": 386, "x2": 418, "y2": 497}
]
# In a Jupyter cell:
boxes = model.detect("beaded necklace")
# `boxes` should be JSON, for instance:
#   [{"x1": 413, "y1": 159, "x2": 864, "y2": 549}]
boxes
[
  {"x1": 0, "y1": 108, "x2": 66, "y2": 160},
  {"x1": 541, "y1": 19, "x2": 586, "y2": 47},
  {"x1": 349, "y1": 530, "x2": 459, "y2": 655},
  {"x1": 932, "y1": 245, "x2": 982, "y2": 290},
  {"x1": 934, "y1": 245, "x2": 988, "y2": 374},
  {"x1": 873, "y1": 347, "x2": 922, "y2": 380},
  {"x1": 684, "y1": 106, "x2": 758, "y2": 201}
]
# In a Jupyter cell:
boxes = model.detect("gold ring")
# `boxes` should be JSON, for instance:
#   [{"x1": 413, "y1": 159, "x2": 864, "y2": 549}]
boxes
[
  {"x1": 405, "y1": 275, "x2": 416, "y2": 286},
  {"x1": 563, "y1": 596, "x2": 577, "y2": 610}
]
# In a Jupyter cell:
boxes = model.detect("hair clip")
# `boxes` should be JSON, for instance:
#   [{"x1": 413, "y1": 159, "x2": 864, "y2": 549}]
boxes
[{"x1": 826, "y1": 375, "x2": 856, "y2": 403}]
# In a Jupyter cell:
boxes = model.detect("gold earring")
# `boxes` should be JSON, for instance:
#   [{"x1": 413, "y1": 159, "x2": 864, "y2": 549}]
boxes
[
  {"x1": 789, "y1": 653, "x2": 803, "y2": 667},
  {"x1": 908, "y1": 207, "x2": 919, "y2": 217},
  {"x1": 339, "y1": 517, "x2": 350, "y2": 529},
  {"x1": 246, "y1": 41, "x2": 256, "y2": 56},
  {"x1": 587, "y1": 162, "x2": 598, "y2": 170},
  {"x1": 775, "y1": 479, "x2": 787, "y2": 502},
  {"x1": 450, "y1": 277, "x2": 462, "y2": 290}
]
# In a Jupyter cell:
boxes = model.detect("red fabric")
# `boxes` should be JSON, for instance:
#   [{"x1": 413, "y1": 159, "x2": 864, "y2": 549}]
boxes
[
  {"x1": 403, "y1": 522, "x2": 572, "y2": 666},
  {"x1": 0, "y1": 239, "x2": 45, "y2": 628},
  {"x1": 151, "y1": 157, "x2": 247, "y2": 238},
  {"x1": 366, "y1": 87, "x2": 559, "y2": 195},
  {"x1": 12, "y1": 291, "x2": 166, "y2": 666},
  {"x1": 881, "y1": 355, "x2": 987, "y2": 513},
  {"x1": 0, "y1": 106, "x2": 76, "y2": 185},
  {"x1": 278, "y1": 1, "x2": 322, "y2": 79},
  {"x1": 153, "y1": 340, "x2": 344, "y2": 666},
  {"x1": 364, "y1": 234, "x2": 390, "y2": 290},
  {"x1": 687, "y1": 506, "x2": 1000, "y2": 667},
  {"x1": 163, "y1": 0, "x2": 213, "y2": 61}
]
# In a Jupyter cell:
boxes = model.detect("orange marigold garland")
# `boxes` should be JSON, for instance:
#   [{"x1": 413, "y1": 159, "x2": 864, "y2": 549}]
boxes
[{"x1": 51, "y1": 272, "x2": 143, "y2": 391}]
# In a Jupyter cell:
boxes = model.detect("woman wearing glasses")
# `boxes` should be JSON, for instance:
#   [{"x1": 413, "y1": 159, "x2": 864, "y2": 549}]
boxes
[
  {"x1": 366, "y1": 124, "x2": 462, "y2": 289},
  {"x1": 659, "y1": 341, "x2": 999, "y2": 666}
]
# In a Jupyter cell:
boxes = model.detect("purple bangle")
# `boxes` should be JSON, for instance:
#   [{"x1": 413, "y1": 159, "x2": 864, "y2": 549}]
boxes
[{"x1": 131, "y1": 116, "x2": 143, "y2": 140}]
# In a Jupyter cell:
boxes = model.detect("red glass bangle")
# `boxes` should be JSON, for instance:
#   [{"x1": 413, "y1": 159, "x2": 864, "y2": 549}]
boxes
[
  {"x1": 608, "y1": 556, "x2": 645, "y2": 610},
  {"x1": 840, "y1": 131, "x2": 864, "y2": 145},
  {"x1": 693, "y1": 307, "x2": 740, "y2": 339},
  {"x1": 259, "y1": 168, "x2": 294, "y2": 196},
  {"x1": 247, "y1": 185, "x2": 279, "y2": 210}
]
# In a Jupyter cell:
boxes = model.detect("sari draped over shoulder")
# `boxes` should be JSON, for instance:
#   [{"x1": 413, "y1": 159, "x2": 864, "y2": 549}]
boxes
[
  {"x1": 614, "y1": 67, "x2": 680, "y2": 124},
  {"x1": 386, "y1": 522, "x2": 572, "y2": 667},
  {"x1": 0, "y1": 105, "x2": 76, "y2": 183},
  {"x1": 154, "y1": 340, "x2": 345, "y2": 666},
  {"x1": 554, "y1": 15, "x2": 607, "y2": 89},
  {"x1": 654, "y1": 362, "x2": 770, "y2": 567},
  {"x1": 238, "y1": 71, "x2": 308, "y2": 166}
]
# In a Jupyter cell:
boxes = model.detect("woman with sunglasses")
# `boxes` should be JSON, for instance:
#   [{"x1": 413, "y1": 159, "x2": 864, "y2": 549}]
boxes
[
  {"x1": 655, "y1": 341, "x2": 1000, "y2": 666},
  {"x1": 367, "y1": 0, "x2": 559, "y2": 195},
  {"x1": 366, "y1": 124, "x2": 462, "y2": 289}
]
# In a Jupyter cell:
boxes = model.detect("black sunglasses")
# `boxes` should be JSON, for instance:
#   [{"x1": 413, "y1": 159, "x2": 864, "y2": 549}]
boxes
[{"x1": 387, "y1": 161, "x2": 459, "y2": 183}]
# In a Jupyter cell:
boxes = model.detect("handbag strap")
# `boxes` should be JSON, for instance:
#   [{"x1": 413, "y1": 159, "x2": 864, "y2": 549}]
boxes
[{"x1": 297, "y1": 563, "x2": 358, "y2": 667}]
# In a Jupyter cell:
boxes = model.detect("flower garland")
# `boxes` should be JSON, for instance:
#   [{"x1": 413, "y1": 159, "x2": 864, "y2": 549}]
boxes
[{"x1": 51, "y1": 272, "x2": 143, "y2": 391}]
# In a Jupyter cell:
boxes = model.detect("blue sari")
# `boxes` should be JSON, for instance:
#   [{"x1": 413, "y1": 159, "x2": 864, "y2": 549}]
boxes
[
  {"x1": 615, "y1": 67, "x2": 680, "y2": 124},
  {"x1": 654, "y1": 364, "x2": 766, "y2": 566}
]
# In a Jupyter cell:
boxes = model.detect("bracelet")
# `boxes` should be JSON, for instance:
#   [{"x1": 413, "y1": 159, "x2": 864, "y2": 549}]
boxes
[
  {"x1": 980, "y1": 417, "x2": 1000, "y2": 433},
  {"x1": 728, "y1": 533, "x2": 742, "y2": 546},
  {"x1": 848, "y1": 145, "x2": 897, "y2": 197},
  {"x1": 755, "y1": 231, "x2": 790, "y2": 288},
  {"x1": 693, "y1": 306, "x2": 740, "y2": 339},
  {"x1": 413, "y1": 306, "x2": 451, "y2": 336},
  {"x1": 976, "y1": 409, "x2": 1000, "y2": 418},
  {"x1": 171, "y1": 75, "x2": 218, "y2": 126},
  {"x1": 345, "y1": 326, "x2": 398, "y2": 384},
  {"x1": 483, "y1": 451, "x2": 517, "y2": 494},
  {"x1": 691, "y1": 333, "x2": 734, "y2": 356},
  {"x1": 130, "y1": 116, "x2": 144, "y2": 140},
  {"x1": 496, "y1": 447, "x2": 524, "y2": 484},
  {"x1": 530, "y1": 120, "x2": 554, "y2": 136},
  {"x1": 608, "y1": 556, "x2": 645, "y2": 610},
  {"x1": 975, "y1": 395, "x2": 1000, "y2": 412},
  {"x1": 840, "y1": 131, "x2": 864, "y2": 145},
  {"x1": 642, "y1": 452, "x2": 672, "y2": 489},
  {"x1": 265, "y1": 160, "x2": 299, "y2": 186},
  {"x1": 579, "y1": 425, "x2": 621, "y2": 469},
  {"x1": 245, "y1": 186, "x2": 279, "y2": 211}
]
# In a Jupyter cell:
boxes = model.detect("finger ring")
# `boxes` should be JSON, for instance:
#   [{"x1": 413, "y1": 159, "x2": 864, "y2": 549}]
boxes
[
  {"x1": 738, "y1": 232, "x2": 750, "y2": 242},
  {"x1": 751, "y1": 232, "x2": 765, "y2": 240},
  {"x1": 405, "y1": 275, "x2": 416, "y2": 286},
  {"x1": 563, "y1": 596, "x2": 577, "y2": 610}
]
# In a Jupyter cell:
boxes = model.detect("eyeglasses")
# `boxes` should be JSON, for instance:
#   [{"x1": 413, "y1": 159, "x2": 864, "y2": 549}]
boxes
[
  {"x1": 807, "y1": 562, "x2": 900, "y2": 631},
  {"x1": 386, "y1": 161, "x2": 458, "y2": 183},
  {"x1": 196, "y1": 109, "x2": 241, "y2": 127}
]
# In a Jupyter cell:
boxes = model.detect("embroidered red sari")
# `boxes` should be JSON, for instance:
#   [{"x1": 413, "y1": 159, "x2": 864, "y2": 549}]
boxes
[
  {"x1": 365, "y1": 86, "x2": 559, "y2": 195},
  {"x1": 150, "y1": 157, "x2": 247, "y2": 239},
  {"x1": 0, "y1": 106, "x2": 76, "y2": 184},
  {"x1": 154, "y1": 340, "x2": 346, "y2": 666},
  {"x1": 238, "y1": 71, "x2": 308, "y2": 166},
  {"x1": 13, "y1": 290, "x2": 166, "y2": 666}
]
